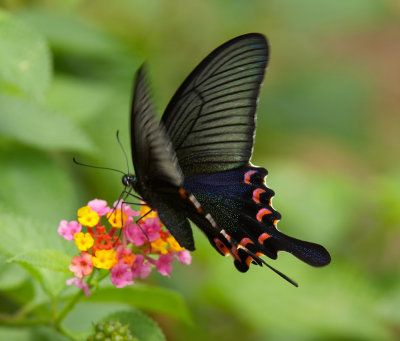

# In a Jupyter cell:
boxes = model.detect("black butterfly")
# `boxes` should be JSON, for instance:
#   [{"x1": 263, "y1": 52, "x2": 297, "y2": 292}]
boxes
[{"x1": 124, "y1": 33, "x2": 331, "y2": 286}]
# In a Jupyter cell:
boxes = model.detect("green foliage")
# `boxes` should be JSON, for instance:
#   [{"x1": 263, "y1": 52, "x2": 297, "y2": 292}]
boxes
[
  {"x1": 88, "y1": 285, "x2": 192, "y2": 324},
  {"x1": 88, "y1": 319, "x2": 138, "y2": 341},
  {"x1": 0, "y1": 94, "x2": 94, "y2": 152},
  {"x1": 0, "y1": 1, "x2": 399, "y2": 341},
  {"x1": 8, "y1": 249, "x2": 72, "y2": 273},
  {"x1": 92, "y1": 311, "x2": 166, "y2": 341},
  {"x1": 0, "y1": 10, "x2": 51, "y2": 101}
]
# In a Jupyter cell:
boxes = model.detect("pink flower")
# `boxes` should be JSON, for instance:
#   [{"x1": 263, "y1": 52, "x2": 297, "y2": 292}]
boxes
[
  {"x1": 131, "y1": 255, "x2": 152, "y2": 279},
  {"x1": 124, "y1": 225, "x2": 145, "y2": 246},
  {"x1": 156, "y1": 253, "x2": 174, "y2": 277},
  {"x1": 116, "y1": 245, "x2": 135, "y2": 266},
  {"x1": 177, "y1": 250, "x2": 192, "y2": 265},
  {"x1": 125, "y1": 217, "x2": 162, "y2": 246},
  {"x1": 110, "y1": 263, "x2": 134, "y2": 288},
  {"x1": 58, "y1": 220, "x2": 82, "y2": 241},
  {"x1": 66, "y1": 277, "x2": 91, "y2": 297},
  {"x1": 88, "y1": 199, "x2": 111, "y2": 216},
  {"x1": 142, "y1": 217, "x2": 162, "y2": 241},
  {"x1": 69, "y1": 252, "x2": 93, "y2": 278}
]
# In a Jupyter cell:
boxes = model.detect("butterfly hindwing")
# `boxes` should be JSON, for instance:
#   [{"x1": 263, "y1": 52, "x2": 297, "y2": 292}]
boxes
[
  {"x1": 162, "y1": 33, "x2": 269, "y2": 176},
  {"x1": 183, "y1": 166, "x2": 331, "y2": 271}
]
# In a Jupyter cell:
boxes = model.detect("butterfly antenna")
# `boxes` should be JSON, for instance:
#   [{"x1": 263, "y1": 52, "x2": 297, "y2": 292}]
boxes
[
  {"x1": 73, "y1": 157, "x2": 125, "y2": 175},
  {"x1": 242, "y1": 247, "x2": 298, "y2": 287},
  {"x1": 116, "y1": 130, "x2": 130, "y2": 175}
]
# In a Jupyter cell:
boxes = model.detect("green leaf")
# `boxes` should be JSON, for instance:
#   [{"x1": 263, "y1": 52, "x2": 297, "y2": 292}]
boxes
[
  {"x1": 0, "y1": 148, "x2": 80, "y2": 223},
  {"x1": 0, "y1": 10, "x2": 51, "y2": 102},
  {"x1": 102, "y1": 310, "x2": 166, "y2": 341},
  {"x1": 0, "y1": 211, "x2": 65, "y2": 257},
  {"x1": 0, "y1": 93, "x2": 94, "y2": 152},
  {"x1": 0, "y1": 328, "x2": 31, "y2": 341},
  {"x1": 31, "y1": 326, "x2": 70, "y2": 341},
  {"x1": 88, "y1": 285, "x2": 192, "y2": 324},
  {"x1": 18, "y1": 9, "x2": 125, "y2": 57},
  {"x1": 13, "y1": 262, "x2": 70, "y2": 299},
  {"x1": 8, "y1": 249, "x2": 71, "y2": 273},
  {"x1": 0, "y1": 327, "x2": 70, "y2": 341},
  {"x1": 0, "y1": 210, "x2": 74, "y2": 298},
  {"x1": 0, "y1": 259, "x2": 29, "y2": 290},
  {"x1": 46, "y1": 76, "x2": 114, "y2": 123}
]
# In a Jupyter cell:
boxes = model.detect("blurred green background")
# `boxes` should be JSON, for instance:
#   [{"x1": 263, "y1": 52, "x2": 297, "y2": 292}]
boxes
[{"x1": 0, "y1": 0, "x2": 399, "y2": 340}]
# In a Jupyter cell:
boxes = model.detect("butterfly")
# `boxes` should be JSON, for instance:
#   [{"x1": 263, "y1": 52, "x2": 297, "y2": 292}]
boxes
[{"x1": 124, "y1": 33, "x2": 331, "y2": 286}]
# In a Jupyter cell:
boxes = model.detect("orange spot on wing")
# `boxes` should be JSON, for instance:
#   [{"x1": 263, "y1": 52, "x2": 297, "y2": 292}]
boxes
[
  {"x1": 252, "y1": 188, "x2": 265, "y2": 204},
  {"x1": 244, "y1": 170, "x2": 257, "y2": 184},
  {"x1": 231, "y1": 246, "x2": 240, "y2": 260},
  {"x1": 258, "y1": 232, "x2": 271, "y2": 244},
  {"x1": 256, "y1": 208, "x2": 272, "y2": 222},
  {"x1": 273, "y1": 219, "x2": 279, "y2": 227},
  {"x1": 245, "y1": 256, "x2": 253, "y2": 267},
  {"x1": 178, "y1": 188, "x2": 187, "y2": 199},
  {"x1": 239, "y1": 238, "x2": 253, "y2": 247},
  {"x1": 213, "y1": 238, "x2": 229, "y2": 256}
]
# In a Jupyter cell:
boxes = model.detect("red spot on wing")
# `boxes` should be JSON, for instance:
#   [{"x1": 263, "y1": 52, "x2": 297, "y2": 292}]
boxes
[
  {"x1": 178, "y1": 188, "x2": 187, "y2": 199},
  {"x1": 245, "y1": 256, "x2": 253, "y2": 267},
  {"x1": 256, "y1": 208, "x2": 272, "y2": 222},
  {"x1": 240, "y1": 238, "x2": 253, "y2": 247},
  {"x1": 252, "y1": 188, "x2": 265, "y2": 204},
  {"x1": 244, "y1": 170, "x2": 257, "y2": 184},
  {"x1": 214, "y1": 238, "x2": 230, "y2": 256},
  {"x1": 231, "y1": 246, "x2": 240, "y2": 260},
  {"x1": 258, "y1": 232, "x2": 271, "y2": 244}
]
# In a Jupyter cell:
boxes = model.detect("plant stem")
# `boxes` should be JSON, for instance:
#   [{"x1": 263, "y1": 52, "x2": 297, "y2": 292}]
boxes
[
  {"x1": 54, "y1": 289, "x2": 84, "y2": 328},
  {"x1": 53, "y1": 267, "x2": 113, "y2": 329}
]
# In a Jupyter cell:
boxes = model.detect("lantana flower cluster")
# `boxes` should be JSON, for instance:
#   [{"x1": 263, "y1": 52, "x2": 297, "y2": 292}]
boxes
[{"x1": 58, "y1": 199, "x2": 191, "y2": 296}]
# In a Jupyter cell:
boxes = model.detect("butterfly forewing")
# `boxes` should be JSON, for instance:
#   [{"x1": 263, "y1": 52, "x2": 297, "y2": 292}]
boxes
[
  {"x1": 130, "y1": 66, "x2": 196, "y2": 250},
  {"x1": 162, "y1": 33, "x2": 269, "y2": 176},
  {"x1": 131, "y1": 65, "x2": 183, "y2": 188}
]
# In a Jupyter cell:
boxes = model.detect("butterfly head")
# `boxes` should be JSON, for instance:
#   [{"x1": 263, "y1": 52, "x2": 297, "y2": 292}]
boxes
[{"x1": 122, "y1": 174, "x2": 137, "y2": 190}]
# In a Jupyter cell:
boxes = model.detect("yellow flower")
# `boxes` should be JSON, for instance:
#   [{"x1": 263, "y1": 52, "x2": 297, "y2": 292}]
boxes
[
  {"x1": 92, "y1": 249, "x2": 117, "y2": 269},
  {"x1": 140, "y1": 205, "x2": 158, "y2": 220},
  {"x1": 77, "y1": 206, "x2": 99, "y2": 227},
  {"x1": 107, "y1": 209, "x2": 128, "y2": 228},
  {"x1": 74, "y1": 232, "x2": 94, "y2": 251},
  {"x1": 151, "y1": 238, "x2": 169, "y2": 254},
  {"x1": 167, "y1": 236, "x2": 185, "y2": 252}
]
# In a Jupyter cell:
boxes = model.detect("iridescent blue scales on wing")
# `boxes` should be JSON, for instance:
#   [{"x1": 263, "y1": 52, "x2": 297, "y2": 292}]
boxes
[{"x1": 183, "y1": 166, "x2": 331, "y2": 272}]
